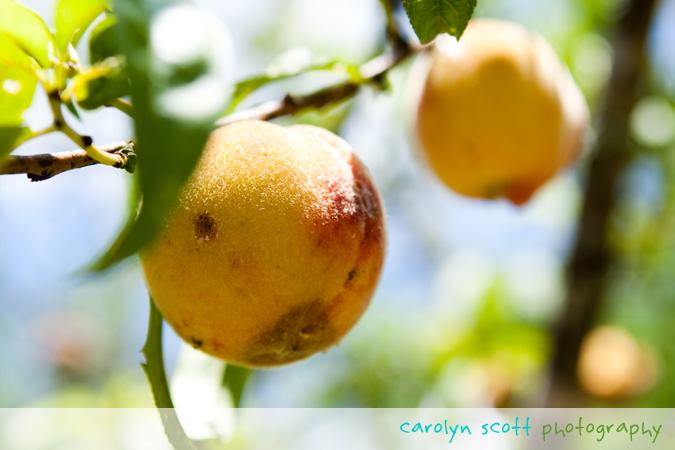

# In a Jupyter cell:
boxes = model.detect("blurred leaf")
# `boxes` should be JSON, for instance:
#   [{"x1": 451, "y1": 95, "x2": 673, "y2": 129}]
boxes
[
  {"x1": 78, "y1": 15, "x2": 131, "y2": 110},
  {"x1": 221, "y1": 364, "x2": 251, "y2": 408},
  {"x1": 93, "y1": 0, "x2": 231, "y2": 270},
  {"x1": 54, "y1": 0, "x2": 107, "y2": 55},
  {"x1": 0, "y1": 63, "x2": 37, "y2": 125},
  {"x1": 88, "y1": 15, "x2": 121, "y2": 64},
  {"x1": 72, "y1": 56, "x2": 130, "y2": 109},
  {"x1": 0, "y1": 34, "x2": 36, "y2": 73},
  {"x1": 435, "y1": 284, "x2": 550, "y2": 373},
  {"x1": 141, "y1": 299, "x2": 197, "y2": 450},
  {"x1": 402, "y1": 0, "x2": 476, "y2": 44},
  {"x1": 0, "y1": 0, "x2": 55, "y2": 68},
  {"x1": 0, "y1": 126, "x2": 32, "y2": 160},
  {"x1": 227, "y1": 58, "x2": 359, "y2": 114},
  {"x1": 277, "y1": 95, "x2": 353, "y2": 131}
]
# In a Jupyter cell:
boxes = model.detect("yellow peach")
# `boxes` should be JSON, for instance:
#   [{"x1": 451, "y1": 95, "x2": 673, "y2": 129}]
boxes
[
  {"x1": 415, "y1": 19, "x2": 588, "y2": 204},
  {"x1": 141, "y1": 120, "x2": 386, "y2": 367},
  {"x1": 577, "y1": 326, "x2": 659, "y2": 399}
]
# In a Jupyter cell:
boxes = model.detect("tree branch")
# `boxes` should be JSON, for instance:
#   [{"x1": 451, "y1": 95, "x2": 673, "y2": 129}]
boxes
[
  {"x1": 0, "y1": 141, "x2": 136, "y2": 181},
  {"x1": 1, "y1": 42, "x2": 418, "y2": 181},
  {"x1": 545, "y1": 0, "x2": 658, "y2": 406},
  {"x1": 216, "y1": 41, "x2": 416, "y2": 127}
]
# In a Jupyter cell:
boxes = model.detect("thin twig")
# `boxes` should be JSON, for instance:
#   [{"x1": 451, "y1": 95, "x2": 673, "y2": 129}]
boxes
[
  {"x1": 1, "y1": 42, "x2": 418, "y2": 181},
  {"x1": 0, "y1": 141, "x2": 135, "y2": 181},
  {"x1": 47, "y1": 90, "x2": 125, "y2": 167},
  {"x1": 215, "y1": 41, "x2": 416, "y2": 127}
]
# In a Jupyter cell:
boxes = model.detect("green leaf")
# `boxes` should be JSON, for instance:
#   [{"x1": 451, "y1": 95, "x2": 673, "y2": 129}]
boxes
[
  {"x1": 0, "y1": 59, "x2": 39, "y2": 162},
  {"x1": 88, "y1": 15, "x2": 120, "y2": 64},
  {"x1": 0, "y1": 0, "x2": 56, "y2": 68},
  {"x1": 54, "y1": 0, "x2": 107, "y2": 54},
  {"x1": 0, "y1": 126, "x2": 32, "y2": 161},
  {"x1": 0, "y1": 34, "x2": 36, "y2": 73},
  {"x1": 221, "y1": 364, "x2": 251, "y2": 408},
  {"x1": 402, "y1": 0, "x2": 477, "y2": 44},
  {"x1": 0, "y1": 15, "x2": 41, "y2": 161},
  {"x1": 72, "y1": 56, "x2": 130, "y2": 109},
  {"x1": 0, "y1": 63, "x2": 37, "y2": 125},
  {"x1": 93, "y1": 0, "x2": 231, "y2": 270},
  {"x1": 76, "y1": 15, "x2": 131, "y2": 110},
  {"x1": 227, "y1": 57, "x2": 359, "y2": 114}
]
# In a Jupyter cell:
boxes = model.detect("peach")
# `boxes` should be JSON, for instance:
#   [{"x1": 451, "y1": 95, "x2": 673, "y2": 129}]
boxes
[
  {"x1": 141, "y1": 120, "x2": 386, "y2": 367},
  {"x1": 415, "y1": 19, "x2": 588, "y2": 205},
  {"x1": 577, "y1": 326, "x2": 659, "y2": 399}
]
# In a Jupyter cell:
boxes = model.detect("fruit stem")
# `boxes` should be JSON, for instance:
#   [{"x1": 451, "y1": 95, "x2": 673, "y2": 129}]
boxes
[{"x1": 142, "y1": 299, "x2": 198, "y2": 450}]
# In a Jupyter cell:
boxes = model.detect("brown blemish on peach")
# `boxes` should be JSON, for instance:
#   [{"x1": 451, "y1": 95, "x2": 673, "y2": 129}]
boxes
[
  {"x1": 323, "y1": 178, "x2": 350, "y2": 215},
  {"x1": 230, "y1": 256, "x2": 245, "y2": 269},
  {"x1": 194, "y1": 212, "x2": 217, "y2": 241},
  {"x1": 351, "y1": 163, "x2": 381, "y2": 220},
  {"x1": 347, "y1": 270, "x2": 356, "y2": 281},
  {"x1": 315, "y1": 234, "x2": 328, "y2": 249},
  {"x1": 190, "y1": 337, "x2": 203, "y2": 348},
  {"x1": 241, "y1": 300, "x2": 336, "y2": 366},
  {"x1": 300, "y1": 319, "x2": 328, "y2": 339}
]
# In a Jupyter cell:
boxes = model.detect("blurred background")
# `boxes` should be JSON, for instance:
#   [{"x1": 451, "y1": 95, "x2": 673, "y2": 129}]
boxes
[{"x1": 1, "y1": 0, "x2": 675, "y2": 415}]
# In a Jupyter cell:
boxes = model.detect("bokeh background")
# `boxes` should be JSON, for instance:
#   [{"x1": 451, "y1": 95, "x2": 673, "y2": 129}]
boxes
[{"x1": 1, "y1": 0, "x2": 675, "y2": 413}]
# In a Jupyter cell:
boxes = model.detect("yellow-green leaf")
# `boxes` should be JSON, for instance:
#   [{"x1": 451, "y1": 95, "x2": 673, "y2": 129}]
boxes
[
  {"x1": 227, "y1": 56, "x2": 359, "y2": 114},
  {"x1": 54, "y1": 0, "x2": 108, "y2": 54},
  {"x1": 0, "y1": 34, "x2": 36, "y2": 73},
  {"x1": 88, "y1": 15, "x2": 120, "y2": 64},
  {"x1": 0, "y1": 126, "x2": 32, "y2": 161},
  {"x1": 0, "y1": 0, "x2": 55, "y2": 68},
  {"x1": 72, "y1": 56, "x2": 130, "y2": 109},
  {"x1": 0, "y1": 63, "x2": 37, "y2": 125}
]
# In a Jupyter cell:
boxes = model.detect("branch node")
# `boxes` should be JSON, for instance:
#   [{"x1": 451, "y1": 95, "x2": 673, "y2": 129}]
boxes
[
  {"x1": 370, "y1": 72, "x2": 389, "y2": 91},
  {"x1": 47, "y1": 89, "x2": 61, "y2": 101},
  {"x1": 115, "y1": 141, "x2": 137, "y2": 173},
  {"x1": 282, "y1": 93, "x2": 299, "y2": 110}
]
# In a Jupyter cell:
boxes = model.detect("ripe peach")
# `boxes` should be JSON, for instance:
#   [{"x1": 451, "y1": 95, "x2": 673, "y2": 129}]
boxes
[
  {"x1": 141, "y1": 120, "x2": 386, "y2": 367},
  {"x1": 414, "y1": 19, "x2": 588, "y2": 205}
]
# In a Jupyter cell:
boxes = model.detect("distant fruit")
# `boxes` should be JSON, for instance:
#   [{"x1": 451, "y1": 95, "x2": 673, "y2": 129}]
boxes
[
  {"x1": 415, "y1": 19, "x2": 588, "y2": 204},
  {"x1": 577, "y1": 326, "x2": 659, "y2": 399},
  {"x1": 141, "y1": 120, "x2": 386, "y2": 367}
]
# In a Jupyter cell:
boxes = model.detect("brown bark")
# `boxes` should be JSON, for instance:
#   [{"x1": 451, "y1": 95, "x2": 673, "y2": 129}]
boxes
[
  {"x1": 546, "y1": 0, "x2": 659, "y2": 406},
  {"x1": 0, "y1": 141, "x2": 135, "y2": 181}
]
